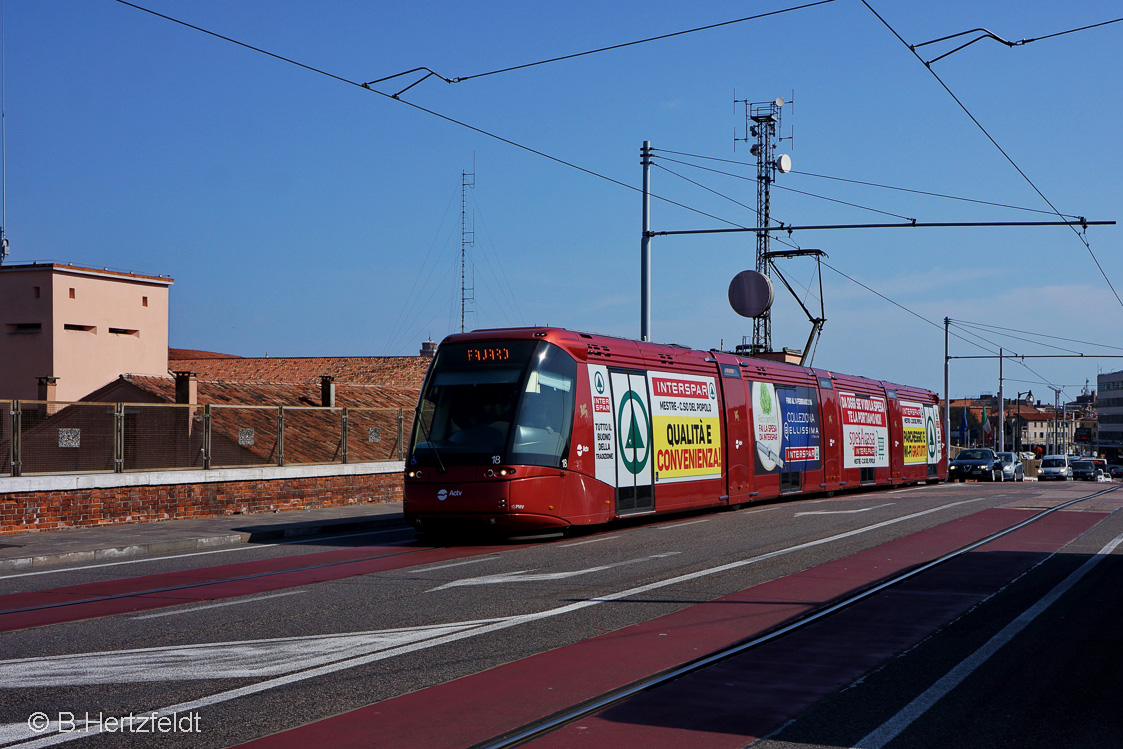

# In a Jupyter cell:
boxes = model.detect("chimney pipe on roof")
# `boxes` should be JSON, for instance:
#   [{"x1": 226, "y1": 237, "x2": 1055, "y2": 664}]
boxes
[
  {"x1": 321, "y1": 375, "x2": 336, "y2": 408},
  {"x1": 37, "y1": 376, "x2": 58, "y2": 402},
  {"x1": 174, "y1": 371, "x2": 198, "y2": 405}
]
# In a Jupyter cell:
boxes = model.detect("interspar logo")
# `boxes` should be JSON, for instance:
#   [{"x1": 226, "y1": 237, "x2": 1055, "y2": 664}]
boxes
[{"x1": 652, "y1": 377, "x2": 712, "y2": 399}]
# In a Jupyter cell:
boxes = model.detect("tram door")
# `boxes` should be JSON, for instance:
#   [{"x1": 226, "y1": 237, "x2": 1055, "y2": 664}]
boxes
[{"x1": 610, "y1": 369, "x2": 655, "y2": 514}]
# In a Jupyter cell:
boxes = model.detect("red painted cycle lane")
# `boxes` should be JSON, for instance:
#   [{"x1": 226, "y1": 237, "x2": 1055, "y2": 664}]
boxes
[
  {"x1": 239, "y1": 508, "x2": 1107, "y2": 749},
  {"x1": 0, "y1": 543, "x2": 512, "y2": 632}
]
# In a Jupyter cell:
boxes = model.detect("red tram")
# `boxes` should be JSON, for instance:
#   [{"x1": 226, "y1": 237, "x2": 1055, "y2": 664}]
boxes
[{"x1": 403, "y1": 327, "x2": 946, "y2": 534}]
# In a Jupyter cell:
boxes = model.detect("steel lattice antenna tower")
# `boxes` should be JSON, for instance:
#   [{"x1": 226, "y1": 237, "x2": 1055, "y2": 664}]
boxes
[
  {"x1": 736, "y1": 96, "x2": 788, "y2": 353},
  {"x1": 460, "y1": 168, "x2": 475, "y2": 333}
]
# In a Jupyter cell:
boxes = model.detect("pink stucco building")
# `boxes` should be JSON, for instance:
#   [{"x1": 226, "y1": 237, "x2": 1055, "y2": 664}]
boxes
[{"x1": 0, "y1": 263, "x2": 173, "y2": 401}]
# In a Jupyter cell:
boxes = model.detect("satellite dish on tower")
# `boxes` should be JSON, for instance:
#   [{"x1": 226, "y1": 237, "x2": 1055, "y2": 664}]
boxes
[
  {"x1": 774, "y1": 97, "x2": 785, "y2": 108},
  {"x1": 728, "y1": 270, "x2": 774, "y2": 318},
  {"x1": 775, "y1": 154, "x2": 792, "y2": 174}
]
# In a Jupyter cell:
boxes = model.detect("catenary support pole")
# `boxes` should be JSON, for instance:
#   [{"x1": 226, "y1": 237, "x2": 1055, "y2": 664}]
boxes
[
  {"x1": 998, "y1": 349, "x2": 1004, "y2": 453},
  {"x1": 944, "y1": 317, "x2": 950, "y2": 451},
  {"x1": 640, "y1": 141, "x2": 652, "y2": 341}
]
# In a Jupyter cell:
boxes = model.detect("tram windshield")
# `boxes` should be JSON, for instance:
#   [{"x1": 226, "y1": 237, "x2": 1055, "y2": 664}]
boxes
[{"x1": 409, "y1": 340, "x2": 576, "y2": 468}]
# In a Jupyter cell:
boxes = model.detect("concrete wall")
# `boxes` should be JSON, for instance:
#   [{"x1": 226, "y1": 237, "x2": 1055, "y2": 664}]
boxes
[{"x1": 0, "y1": 462, "x2": 403, "y2": 534}]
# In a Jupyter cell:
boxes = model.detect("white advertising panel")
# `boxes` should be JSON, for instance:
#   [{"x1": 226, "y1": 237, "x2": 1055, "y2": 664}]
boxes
[
  {"x1": 587, "y1": 364, "x2": 617, "y2": 486},
  {"x1": 923, "y1": 403, "x2": 943, "y2": 465},
  {"x1": 610, "y1": 371, "x2": 653, "y2": 490},
  {"x1": 839, "y1": 391, "x2": 888, "y2": 469}
]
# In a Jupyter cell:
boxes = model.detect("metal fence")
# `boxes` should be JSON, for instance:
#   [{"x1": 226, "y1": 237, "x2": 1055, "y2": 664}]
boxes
[{"x1": 1, "y1": 399, "x2": 412, "y2": 477}]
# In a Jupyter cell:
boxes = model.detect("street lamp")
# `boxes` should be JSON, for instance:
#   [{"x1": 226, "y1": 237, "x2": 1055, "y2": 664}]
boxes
[
  {"x1": 1050, "y1": 387, "x2": 1063, "y2": 455},
  {"x1": 1014, "y1": 390, "x2": 1032, "y2": 455}
]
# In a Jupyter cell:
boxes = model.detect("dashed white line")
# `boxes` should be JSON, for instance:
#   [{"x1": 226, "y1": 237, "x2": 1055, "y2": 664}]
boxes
[
  {"x1": 410, "y1": 557, "x2": 501, "y2": 573},
  {"x1": 558, "y1": 535, "x2": 619, "y2": 547},
  {"x1": 796, "y1": 503, "x2": 895, "y2": 517},
  {"x1": 656, "y1": 518, "x2": 712, "y2": 530},
  {"x1": 130, "y1": 590, "x2": 307, "y2": 620}
]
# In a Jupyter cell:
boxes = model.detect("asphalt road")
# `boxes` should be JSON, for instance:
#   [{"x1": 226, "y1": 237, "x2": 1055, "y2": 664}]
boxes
[{"x1": 1, "y1": 480, "x2": 1119, "y2": 748}]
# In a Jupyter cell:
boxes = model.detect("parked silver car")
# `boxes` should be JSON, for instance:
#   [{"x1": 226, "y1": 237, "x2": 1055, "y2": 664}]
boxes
[
  {"x1": 996, "y1": 452, "x2": 1024, "y2": 482},
  {"x1": 1038, "y1": 455, "x2": 1072, "y2": 481}
]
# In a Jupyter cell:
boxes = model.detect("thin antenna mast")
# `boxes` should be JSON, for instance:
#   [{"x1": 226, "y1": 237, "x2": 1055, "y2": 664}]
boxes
[
  {"x1": 459, "y1": 167, "x2": 475, "y2": 332},
  {"x1": 734, "y1": 94, "x2": 792, "y2": 354},
  {"x1": 0, "y1": 0, "x2": 8, "y2": 265}
]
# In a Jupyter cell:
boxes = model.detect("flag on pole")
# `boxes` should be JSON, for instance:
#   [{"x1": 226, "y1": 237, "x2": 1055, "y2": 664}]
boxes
[
  {"x1": 959, "y1": 408, "x2": 968, "y2": 446},
  {"x1": 982, "y1": 407, "x2": 993, "y2": 442}
]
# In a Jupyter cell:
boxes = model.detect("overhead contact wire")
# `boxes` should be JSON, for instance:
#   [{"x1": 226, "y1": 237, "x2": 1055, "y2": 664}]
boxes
[
  {"x1": 451, "y1": 1, "x2": 837, "y2": 83},
  {"x1": 861, "y1": 1, "x2": 1123, "y2": 310},
  {"x1": 654, "y1": 149, "x2": 1078, "y2": 218},
  {"x1": 111, "y1": 1, "x2": 785, "y2": 243}
]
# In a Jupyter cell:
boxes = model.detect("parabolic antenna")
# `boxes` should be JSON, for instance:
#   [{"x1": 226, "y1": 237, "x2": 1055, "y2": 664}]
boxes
[
  {"x1": 775, "y1": 154, "x2": 792, "y2": 174},
  {"x1": 728, "y1": 270, "x2": 774, "y2": 318},
  {"x1": 774, "y1": 97, "x2": 785, "y2": 108}
]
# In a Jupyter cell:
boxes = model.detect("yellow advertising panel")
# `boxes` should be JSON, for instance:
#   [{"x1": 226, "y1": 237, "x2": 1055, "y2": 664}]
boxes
[
  {"x1": 901, "y1": 400, "x2": 927, "y2": 465},
  {"x1": 649, "y1": 371, "x2": 722, "y2": 481}
]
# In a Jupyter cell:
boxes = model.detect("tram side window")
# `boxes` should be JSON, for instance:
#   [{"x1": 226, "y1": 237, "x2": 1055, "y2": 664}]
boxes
[{"x1": 510, "y1": 344, "x2": 577, "y2": 468}]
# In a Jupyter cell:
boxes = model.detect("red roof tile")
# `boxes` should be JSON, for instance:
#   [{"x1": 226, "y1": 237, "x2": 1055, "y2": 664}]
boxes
[
  {"x1": 165, "y1": 356, "x2": 430, "y2": 389},
  {"x1": 123, "y1": 375, "x2": 419, "y2": 410},
  {"x1": 168, "y1": 348, "x2": 243, "y2": 360}
]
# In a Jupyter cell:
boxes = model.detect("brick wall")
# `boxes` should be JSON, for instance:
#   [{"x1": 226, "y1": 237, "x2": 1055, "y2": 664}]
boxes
[{"x1": 0, "y1": 464, "x2": 403, "y2": 534}]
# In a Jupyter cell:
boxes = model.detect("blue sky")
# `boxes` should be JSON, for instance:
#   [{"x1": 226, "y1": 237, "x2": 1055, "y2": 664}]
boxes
[{"x1": 4, "y1": 1, "x2": 1121, "y2": 403}]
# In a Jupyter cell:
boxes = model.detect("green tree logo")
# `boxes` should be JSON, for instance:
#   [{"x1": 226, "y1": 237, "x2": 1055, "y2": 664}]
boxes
[
  {"x1": 617, "y1": 391, "x2": 651, "y2": 475},
  {"x1": 759, "y1": 385, "x2": 772, "y2": 415}
]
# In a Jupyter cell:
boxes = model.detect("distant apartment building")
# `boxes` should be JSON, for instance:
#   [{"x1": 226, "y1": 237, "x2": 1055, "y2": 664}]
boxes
[
  {"x1": 1097, "y1": 370, "x2": 1123, "y2": 459},
  {"x1": 0, "y1": 263, "x2": 172, "y2": 401},
  {"x1": 945, "y1": 395, "x2": 1072, "y2": 454}
]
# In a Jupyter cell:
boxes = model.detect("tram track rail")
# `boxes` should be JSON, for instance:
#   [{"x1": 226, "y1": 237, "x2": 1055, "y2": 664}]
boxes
[{"x1": 473, "y1": 485, "x2": 1119, "y2": 749}]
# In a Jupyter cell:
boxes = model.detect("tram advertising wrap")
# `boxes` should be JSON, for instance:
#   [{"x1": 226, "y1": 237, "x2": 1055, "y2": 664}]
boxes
[
  {"x1": 839, "y1": 391, "x2": 888, "y2": 468},
  {"x1": 752, "y1": 382, "x2": 821, "y2": 474},
  {"x1": 403, "y1": 327, "x2": 947, "y2": 536},
  {"x1": 651, "y1": 371, "x2": 721, "y2": 482}
]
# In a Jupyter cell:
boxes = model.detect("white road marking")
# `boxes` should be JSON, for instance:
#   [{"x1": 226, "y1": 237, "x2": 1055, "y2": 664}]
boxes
[
  {"x1": 0, "y1": 619, "x2": 507, "y2": 688},
  {"x1": 427, "y1": 554, "x2": 667, "y2": 592},
  {"x1": 409, "y1": 557, "x2": 501, "y2": 573},
  {"x1": 796, "y1": 503, "x2": 895, "y2": 517},
  {"x1": 558, "y1": 536, "x2": 619, "y2": 547},
  {"x1": 854, "y1": 531, "x2": 1123, "y2": 749},
  {"x1": 130, "y1": 590, "x2": 306, "y2": 620},
  {"x1": 0, "y1": 527, "x2": 411, "y2": 580},
  {"x1": 656, "y1": 518, "x2": 712, "y2": 529},
  {"x1": 0, "y1": 497, "x2": 986, "y2": 748},
  {"x1": 888, "y1": 485, "x2": 941, "y2": 494}
]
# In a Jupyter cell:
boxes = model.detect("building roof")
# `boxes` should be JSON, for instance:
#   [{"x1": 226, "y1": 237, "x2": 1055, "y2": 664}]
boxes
[
  {"x1": 165, "y1": 355, "x2": 430, "y2": 390},
  {"x1": 117, "y1": 374, "x2": 418, "y2": 410},
  {"x1": 0, "y1": 262, "x2": 173, "y2": 285},
  {"x1": 168, "y1": 348, "x2": 243, "y2": 360}
]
